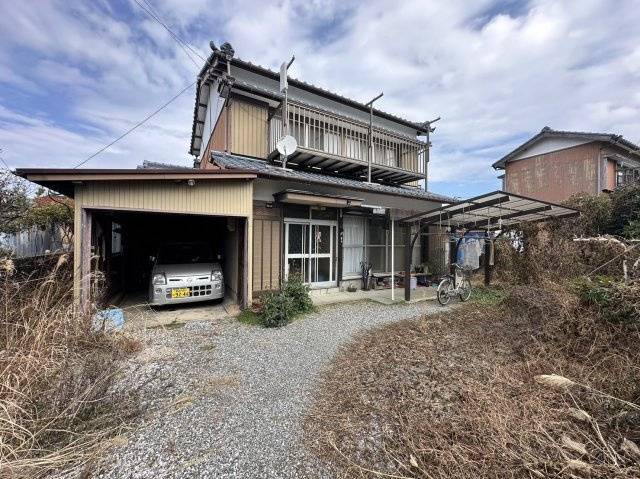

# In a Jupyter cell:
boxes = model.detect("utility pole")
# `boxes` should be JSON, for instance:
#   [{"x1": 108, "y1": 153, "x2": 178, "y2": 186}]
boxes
[
  {"x1": 365, "y1": 92, "x2": 383, "y2": 183},
  {"x1": 280, "y1": 55, "x2": 295, "y2": 169}
]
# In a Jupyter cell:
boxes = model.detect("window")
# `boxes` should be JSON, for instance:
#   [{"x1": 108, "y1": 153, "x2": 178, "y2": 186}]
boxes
[
  {"x1": 342, "y1": 215, "x2": 421, "y2": 276},
  {"x1": 343, "y1": 216, "x2": 365, "y2": 275}
]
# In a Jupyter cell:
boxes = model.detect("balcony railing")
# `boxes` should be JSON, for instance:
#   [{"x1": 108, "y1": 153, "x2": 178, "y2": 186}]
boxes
[{"x1": 268, "y1": 102, "x2": 426, "y2": 184}]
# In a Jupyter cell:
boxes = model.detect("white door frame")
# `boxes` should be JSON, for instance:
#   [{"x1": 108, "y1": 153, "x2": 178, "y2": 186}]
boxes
[{"x1": 284, "y1": 217, "x2": 338, "y2": 288}]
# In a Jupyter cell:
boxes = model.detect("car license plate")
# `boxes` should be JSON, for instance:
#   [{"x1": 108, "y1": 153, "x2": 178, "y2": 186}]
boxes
[{"x1": 171, "y1": 288, "x2": 190, "y2": 298}]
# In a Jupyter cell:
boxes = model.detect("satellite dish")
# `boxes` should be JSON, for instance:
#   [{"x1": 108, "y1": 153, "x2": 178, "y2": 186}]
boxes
[{"x1": 276, "y1": 135, "x2": 298, "y2": 156}]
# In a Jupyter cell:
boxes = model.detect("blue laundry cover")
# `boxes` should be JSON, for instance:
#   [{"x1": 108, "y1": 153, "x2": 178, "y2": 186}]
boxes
[{"x1": 93, "y1": 308, "x2": 125, "y2": 331}]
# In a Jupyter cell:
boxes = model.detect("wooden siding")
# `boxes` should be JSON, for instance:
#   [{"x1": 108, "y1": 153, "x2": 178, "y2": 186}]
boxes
[
  {"x1": 75, "y1": 180, "x2": 253, "y2": 217},
  {"x1": 504, "y1": 142, "x2": 600, "y2": 203},
  {"x1": 201, "y1": 102, "x2": 229, "y2": 164},
  {"x1": 229, "y1": 100, "x2": 268, "y2": 159},
  {"x1": 606, "y1": 159, "x2": 617, "y2": 190},
  {"x1": 252, "y1": 201, "x2": 281, "y2": 292}
]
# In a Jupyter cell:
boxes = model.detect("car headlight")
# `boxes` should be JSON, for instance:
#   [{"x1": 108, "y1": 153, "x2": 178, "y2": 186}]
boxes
[
  {"x1": 211, "y1": 270, "x2": 222, "y2": 281},
  {"x1": 152, "y1": 273, "x2": 167, "y2": 285}
]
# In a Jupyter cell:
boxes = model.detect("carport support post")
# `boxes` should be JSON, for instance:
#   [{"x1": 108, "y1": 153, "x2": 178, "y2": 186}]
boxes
[
  {"x1": 404, "y1": 224, "x2": 412, "y2": 302},
  {"x1": 79, "y1": 208, "x2": 92, "y2": 313},
  {"x1": 484, "y1": 239, "x2": 492, "y2": 286}
]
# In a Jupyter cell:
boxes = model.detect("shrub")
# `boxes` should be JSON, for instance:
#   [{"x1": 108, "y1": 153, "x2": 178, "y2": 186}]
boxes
[
  {"x1": 260, "y1": 291, "x2": 296, "y2": 327},
  {"x1": 471, "y1": 285, "x2": 508, "y2": 306},
  {"x1": 258, "y1": 276, "x2": 314, "y2": 328},
  {"x1": 283, "y1": 274, "x2": 314, "y2": 314},
  {"x1": 571, "y1": 276, "x2": 638, "y2": 323},
  {"x1": 610, "y1": 184, "x2": 640, "y2": 237}
]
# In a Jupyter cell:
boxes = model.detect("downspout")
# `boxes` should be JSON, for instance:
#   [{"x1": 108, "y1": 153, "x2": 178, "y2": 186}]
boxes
[{"x1": 596, "y1": 146, "x2": 603, "y2": 195}]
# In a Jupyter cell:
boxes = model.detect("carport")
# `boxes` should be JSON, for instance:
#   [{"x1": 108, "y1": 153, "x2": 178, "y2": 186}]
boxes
[
  {"x1": 16, "y1": 168, "x2": 256, "y2": 310},
  {"x1": 399, "y1": 190, "x2": 580, "y2": 301}
]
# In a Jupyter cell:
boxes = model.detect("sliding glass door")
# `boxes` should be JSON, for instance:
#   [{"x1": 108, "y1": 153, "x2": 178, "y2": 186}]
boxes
[{"x1": 285, "y1": 220, "x2": 336, "y2": 287}]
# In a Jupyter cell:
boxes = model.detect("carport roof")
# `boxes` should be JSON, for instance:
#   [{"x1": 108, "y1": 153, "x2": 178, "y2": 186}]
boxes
[
  {"x1": 211, "y1": 152, "x2": 455, "y2": 203},
  {"x1": 15, "y1": 168, "x2": 257, "y2": 197},
  {"x1": 400, "y1": 190, "x2": 579, "y2": 230}
]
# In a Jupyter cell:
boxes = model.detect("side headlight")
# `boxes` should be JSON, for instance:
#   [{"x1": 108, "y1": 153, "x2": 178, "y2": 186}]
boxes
[
  {"x1": 211, "y1": 270, "x2": 222, "y2": 281},
  {"x1": 152, "y1": 273, "x2": 167, "y2": 285}
]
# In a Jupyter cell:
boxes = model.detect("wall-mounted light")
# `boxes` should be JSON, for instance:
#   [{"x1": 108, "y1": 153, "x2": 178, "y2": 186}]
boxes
[{"x1": 187, "y1": 179, "x2": 196, "y2": 187}]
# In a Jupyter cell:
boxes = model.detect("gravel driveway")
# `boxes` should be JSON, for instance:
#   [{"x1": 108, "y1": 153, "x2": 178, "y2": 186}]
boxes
[{"x1": 95, "y1": 300, "x2": 447, "y2": 478}]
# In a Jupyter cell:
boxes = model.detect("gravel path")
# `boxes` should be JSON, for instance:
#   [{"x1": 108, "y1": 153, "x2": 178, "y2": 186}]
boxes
[{"x1": 95, "y1": 300, "x2": 447, "y2": 478}]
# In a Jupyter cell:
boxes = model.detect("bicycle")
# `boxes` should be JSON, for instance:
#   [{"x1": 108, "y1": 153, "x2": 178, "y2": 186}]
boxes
[{"x1": 436, "y1": 263, "x2": 472, "y2": 306}]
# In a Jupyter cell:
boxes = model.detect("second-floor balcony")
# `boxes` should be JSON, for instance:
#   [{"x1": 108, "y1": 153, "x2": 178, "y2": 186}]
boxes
[{"x1": 268, "y1": 102, "x2": 427, "y2": 185}]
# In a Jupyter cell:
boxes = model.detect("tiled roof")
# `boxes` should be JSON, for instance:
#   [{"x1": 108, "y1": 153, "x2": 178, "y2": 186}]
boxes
[
  {"x1": 493, "y1": 126, "x2": 640, "y2": 168},
  {"x1": 137, "y1": 160, "x2": 191, "y2": 170},
  {"x1": 229, "y1": 58, "x2": 428, "y2": 132},
  {"x1": 212, "y1": 152, "x2": 454, "y2": 204}
]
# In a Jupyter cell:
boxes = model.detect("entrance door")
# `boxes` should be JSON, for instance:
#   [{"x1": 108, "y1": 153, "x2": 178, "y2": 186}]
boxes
[{"x1": 285, "y1": 221, "x2": 337, "y2": 287}]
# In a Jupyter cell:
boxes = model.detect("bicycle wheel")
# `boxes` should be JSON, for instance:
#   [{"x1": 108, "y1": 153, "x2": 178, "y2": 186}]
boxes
[
  {"x1": 437, "y1": 278, "x2": 452, "y2": 306},
  {"x1": 459, "y1": 278, "x2": 472, "y2": 302}
]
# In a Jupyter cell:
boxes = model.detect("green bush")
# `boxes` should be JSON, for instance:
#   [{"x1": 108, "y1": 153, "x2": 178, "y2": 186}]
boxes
[
  {"x1": 258, "y1": 276, "x2": 314, "y2": 328},
  {"x1": 283, "y1": 274, "x2": 314, "y2": 314},
  {"x1": 260, "y1": 291, "x2": 296, "y2": 328},
  {"x1": 571, "y1": 276, "x2": 636, "y2": 323},
  {"x1": 471, "y1": 285, "x2": 508, "y2": 306}
]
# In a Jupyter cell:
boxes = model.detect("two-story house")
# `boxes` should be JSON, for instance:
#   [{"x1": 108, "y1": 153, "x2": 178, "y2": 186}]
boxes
[
  {"x1": 17, "y1": 42, "x2": 455, "y2": 309},
  {"x1": 189, "y1": 42, "x2": 453, "y2": 296},
  {"x1": 493, "y1": 127, "x2": 640, "y2": 203}
]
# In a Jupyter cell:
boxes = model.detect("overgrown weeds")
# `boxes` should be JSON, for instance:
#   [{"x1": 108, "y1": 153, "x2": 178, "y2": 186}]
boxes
[
  {"x1": 305, "y1": 282, "x2": 640, "y2": 478},
  {"x1": 0, "y1": 254, "x2": 141, "y2": 477}
]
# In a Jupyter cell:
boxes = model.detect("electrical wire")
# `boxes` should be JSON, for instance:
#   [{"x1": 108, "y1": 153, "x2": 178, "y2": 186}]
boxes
[
  {"x1": 73, "y1": 81, "x2": 196, "y2": 168},
  {"x1": 0, "y1": 149, "x2": 10, "y2": 170},
  {"x1": 133, "y1": 0, "x2": 204, "y2": 67}
]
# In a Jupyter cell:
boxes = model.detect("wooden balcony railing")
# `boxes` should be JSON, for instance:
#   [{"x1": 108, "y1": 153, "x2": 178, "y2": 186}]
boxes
[{"x1": 268, "y1": 102, "x2": 426, "y2": 177}]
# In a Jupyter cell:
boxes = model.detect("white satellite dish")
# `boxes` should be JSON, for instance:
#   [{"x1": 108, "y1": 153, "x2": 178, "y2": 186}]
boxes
[{"x1": 276, "y1": 135, "x2": 298, "y2": 156}]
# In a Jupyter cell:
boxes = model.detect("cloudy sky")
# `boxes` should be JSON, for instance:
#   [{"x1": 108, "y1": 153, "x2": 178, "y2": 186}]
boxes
[{"x1": 1, "y1": 0, "x2": 639, "y2": 197}]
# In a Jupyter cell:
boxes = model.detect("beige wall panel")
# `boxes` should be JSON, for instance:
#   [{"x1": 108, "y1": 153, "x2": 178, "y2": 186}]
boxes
[
  {"x1": 75, "y1": 180, "x2": 252, "y2": 217},
  {"x1": 252, "y1": 201, "x2": 282, "y2": 293},
  {"x1": 230, "y1": 100, "x2": 268, "y2": 159}
]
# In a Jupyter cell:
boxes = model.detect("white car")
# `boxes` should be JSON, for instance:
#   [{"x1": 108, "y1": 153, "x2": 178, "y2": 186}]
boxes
[{"x1": 149, "y1": 242, "x2": 224, "y2": 306}]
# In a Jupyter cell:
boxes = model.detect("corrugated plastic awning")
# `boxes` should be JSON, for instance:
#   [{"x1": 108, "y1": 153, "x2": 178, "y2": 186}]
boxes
[{"x1": 400, "y1": 190, "x2": 579, "y2": 229}]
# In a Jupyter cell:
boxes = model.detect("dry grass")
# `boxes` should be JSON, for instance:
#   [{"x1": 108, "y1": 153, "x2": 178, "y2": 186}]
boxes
[
  {"x1": 0, "y1": 255, "x2": 141, "y2": 478},
  {"x1": 305, "y1": 283, "x2": 640, "y2": 478}
]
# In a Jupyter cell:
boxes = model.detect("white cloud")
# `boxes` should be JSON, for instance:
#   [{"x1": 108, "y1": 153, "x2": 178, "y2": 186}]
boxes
[{"x1": 0, "y1": 0, "x2": 639, "y2": 197}]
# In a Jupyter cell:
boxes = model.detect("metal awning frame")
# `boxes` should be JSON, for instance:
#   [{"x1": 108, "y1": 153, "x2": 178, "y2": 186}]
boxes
[
  {"x1": 400, "y1": 190, "x2": 579, "y2": 231},
  {"x1": 400, "y1": 190, "x2": 580, "y2": 301}
]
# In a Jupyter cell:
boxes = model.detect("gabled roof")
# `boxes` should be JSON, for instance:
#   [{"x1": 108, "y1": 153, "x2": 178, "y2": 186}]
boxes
[
  {"x1": 190, "y1": 45, "x2": 432, "y2": 155},
  {"x1": 492, "y1": 126, "x2": 640, "y2": 169},
  {"x1": 211, "y1": 152, "x2": 455, "y2": 204}
]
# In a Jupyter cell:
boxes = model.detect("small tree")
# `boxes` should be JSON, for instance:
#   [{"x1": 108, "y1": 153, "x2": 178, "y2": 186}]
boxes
[{"x1": 0, "y1": 172, "x2": 30, "y2": 234}]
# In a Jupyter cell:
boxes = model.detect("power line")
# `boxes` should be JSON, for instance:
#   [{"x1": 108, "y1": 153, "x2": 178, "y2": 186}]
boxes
[
  {"x1": 73, "y1": 81, "x2": 196, "y2": 168},
  {"x1": 0, "y1": 149, "x2": 10, "y2": 170},
  {"x1": 141, "y1": 0, "x2": 204, "y2": 61},
  {"x1": 133, "y1": 0, "x2": 205, "y2": 67}
]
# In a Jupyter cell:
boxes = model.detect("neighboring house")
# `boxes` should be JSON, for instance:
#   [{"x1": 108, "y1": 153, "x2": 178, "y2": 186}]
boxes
[
  {"x1": 17, "y1": 42, "x2": 454, "y2": 309},
  {"x1": 493, "y1": 127, "x2": 640, "y2": 203}
]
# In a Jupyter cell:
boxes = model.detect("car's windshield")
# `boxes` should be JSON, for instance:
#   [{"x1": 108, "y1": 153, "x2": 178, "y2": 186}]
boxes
[{"x1": 157, "y1": 243, "x2": 215, "y2": 264}]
